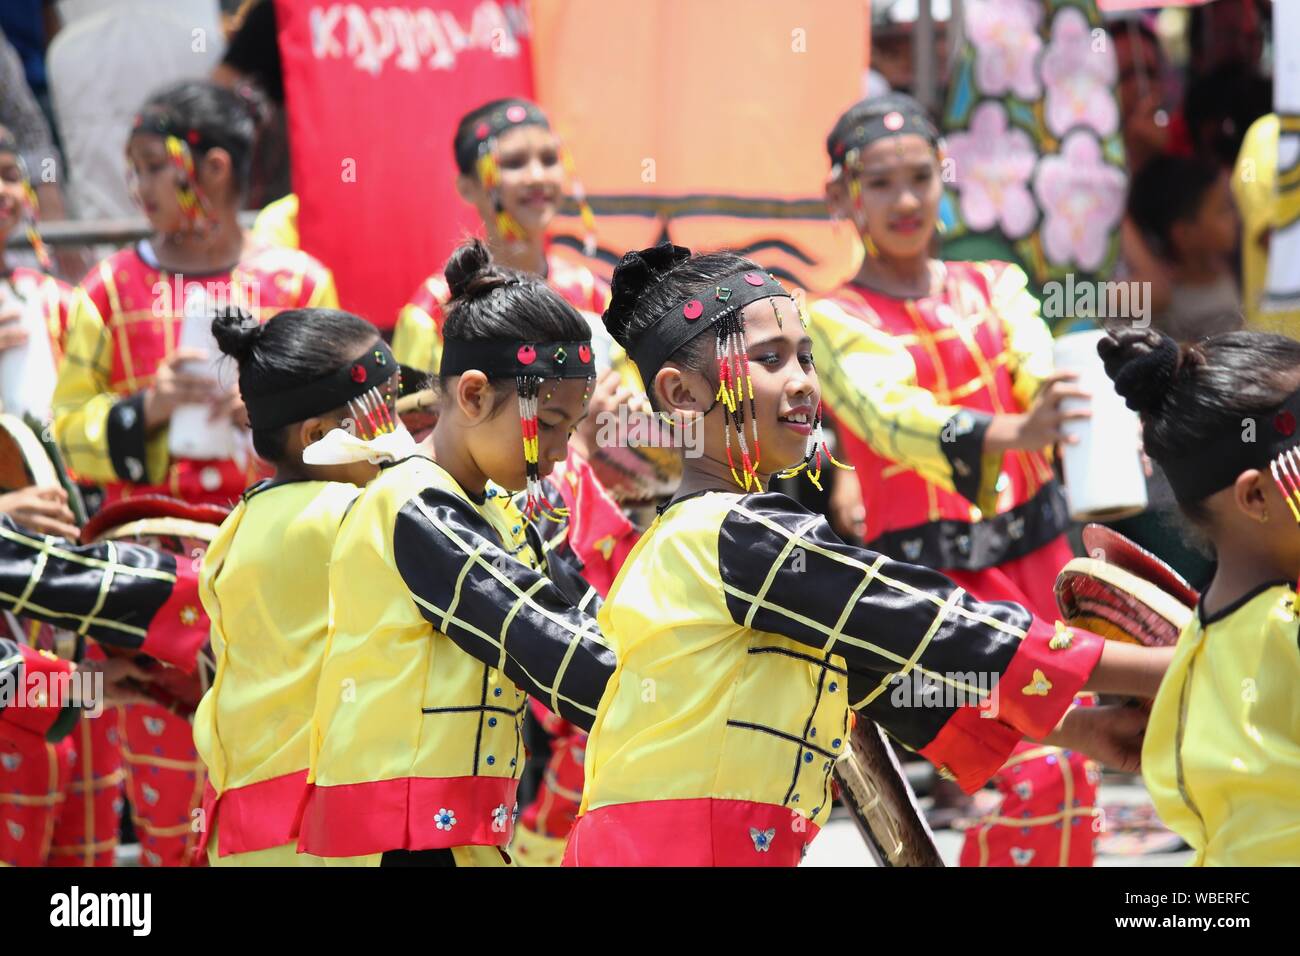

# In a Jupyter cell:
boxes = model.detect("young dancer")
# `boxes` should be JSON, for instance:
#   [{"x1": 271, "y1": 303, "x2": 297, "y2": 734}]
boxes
[
  {"x1": 195, "y1": 306, "x2": 403, "y2": 866},
  {"x1": 809, "y1": 93, "x2": 1101, "y2": 865},
  {"x1": 299, "y1": 241, "x2": 616, "y2": 866},
  {"x1": 564, "y1": 243, "x2": 1171, "y2": 867},
  {"x1": 52, "y1": 79, "x2": 337, "y2": 509},
  {"x1": 1100, "y1": 327, "x2": 1300, "y2": 865}
]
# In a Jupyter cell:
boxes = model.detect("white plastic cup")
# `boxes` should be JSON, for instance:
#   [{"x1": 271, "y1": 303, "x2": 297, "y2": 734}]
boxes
[
  {"x1": 1052, "y1": 329, "x2": 1148, "y2": 522},
  {"x1": 168, "y1": 287, "x2": 239, "y2": 461},
  {"x1": 0, "y1": 278, "x2": 58, "y2": 422}
]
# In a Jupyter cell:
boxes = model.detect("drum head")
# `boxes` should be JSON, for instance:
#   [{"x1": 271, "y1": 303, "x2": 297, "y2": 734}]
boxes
[{"x1": 1080, "y1": 524, "x2": 1200, "y2": 608}]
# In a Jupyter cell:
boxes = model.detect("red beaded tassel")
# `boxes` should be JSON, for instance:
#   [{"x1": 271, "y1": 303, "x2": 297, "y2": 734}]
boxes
[
  {"x1": 778, "y1": 400, "x2": 852, "y2": 491},
  {"x1": 517, "y1": 375, "x2": 567, "y2": 522},
  {"x1": 165, "y1": 134, "x2": 212, "y2": 232},
  {"x1": 715, "y1": 313, "x2": 762, "y2": 492}
]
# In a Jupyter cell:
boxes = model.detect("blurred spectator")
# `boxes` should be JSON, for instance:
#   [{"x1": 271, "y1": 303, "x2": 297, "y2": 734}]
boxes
[
  {"x1": 1127, "y1": 155, "x2": 1242, "y2": 343},
  {"x1": 1183, "y1": 63, "x2": 1272, "y2": 171},
  {"x1": 1111, "y1": 18, "x2": 1191, "y2": 175},
  {"x1": 46, "y1": 0, "x2": 225, "y2": 221},
  {"x1": 213, "y1": 0, "x2": 289, "y2": 207}
]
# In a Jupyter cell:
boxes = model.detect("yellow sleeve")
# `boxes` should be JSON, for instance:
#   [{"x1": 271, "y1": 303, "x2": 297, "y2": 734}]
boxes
[
  {"x1": 808, "y1": 297, "x2": 1002, "y2": 513},
  {"x1": 251, "y1": 193, "x2": 300, "y2": 251},
  {"x1": 982, "y1": 262, "x2": 1053, "y2": 411},
  {"x1": 51, "y1": 287, "x2": 168, "y2": 485},
  {"x1": 392, "y1": 303, "x2": 442, "y2": 375},
  {"x1": 305, "y1": 266, "x2": 339, "y2": 309}
]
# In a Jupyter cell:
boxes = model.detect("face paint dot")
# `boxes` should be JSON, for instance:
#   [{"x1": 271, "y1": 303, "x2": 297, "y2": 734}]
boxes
[
  {"x1": 884, "y1": 111, "x2": 904, "y2": 131},
  {"x1": 682, "y1": 299, "x2": 704, "y2": 321},
  {"x1": 517, "y1": 345, "x2": 537, "y2": 366},
  {"x1": 506, "y1": 105, "x2": 527, "y2": 123},
  {"x1": 743, "y1": 273, "x2": 764, "y2": 286}
]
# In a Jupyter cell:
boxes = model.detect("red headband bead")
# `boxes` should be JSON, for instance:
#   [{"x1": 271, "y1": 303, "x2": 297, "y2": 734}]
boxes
[
  {"x1": 1275, "y1": 411, "x2": 1295, "y2": 437},
  {"x1": 475, "y1": 121, "x2": 490, "y2": 139},
  {"x1": 683, "y1": 299, "x2": 704, "y2": 321},
  {"x1": 517, "y1": 345, "x2": 537, "y2": 366},
  {"x1": 578, "y1": 344, "x2": 592, "y2": 363},
  {"x1": 743, "y1": 273, "x2": 765, "y2": 286},
  {"x1": 884, "y1": 111, "x2": 904, "y2": 131},
  {"x1": 351, "y1": 365, "x2": 367, "y2": 383},
  {"x1": 186, "y1": 130, "x2": 201, "y2": 145},
  {"x1": 506, "y1": 105, "x2": 527, "y2": 122}
]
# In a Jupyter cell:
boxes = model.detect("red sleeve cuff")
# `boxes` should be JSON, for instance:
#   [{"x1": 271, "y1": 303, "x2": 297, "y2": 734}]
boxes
[
  {"x1": 2, "y1": 644, "x2": 76, "y2": 738},
  {"x1": 139, "y1": 562, "x2": 209, "y2": 672},
  {"x1": 919, "y1": 619, "x2": 1103, "y2": 794}
]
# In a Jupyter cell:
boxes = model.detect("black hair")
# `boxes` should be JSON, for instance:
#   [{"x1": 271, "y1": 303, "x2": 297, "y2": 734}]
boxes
[
  {"x1": 212, "y1": 307, "x2": 380, "y2": 462},
  {"x1": 1100, "y1": 326, "x2": 1300, "y2": 522},
  {"x1": 1126, "y1": 156, "x2": 1222, "y2": 261},
  {"x1": 438, "y1": 238, "x2": 589, "y2": 399},
  {"x1": 825, "y1": 91, "x2": 939, "y2": 161},
  {"x1": 134, "y1": 80, "x2": 260, "y2": 194},
  {"x1": 603, "y1": 243, "x2": 758, "y2": 409},
  {"x1": 1182, "y1": 62, "x2": 1271, "y2": 168}
]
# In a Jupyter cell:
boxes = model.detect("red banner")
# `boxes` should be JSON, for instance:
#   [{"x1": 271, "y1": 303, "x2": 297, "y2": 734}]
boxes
[{"x1": 275, "y1": 0, "x2": 535, "y2": 329}]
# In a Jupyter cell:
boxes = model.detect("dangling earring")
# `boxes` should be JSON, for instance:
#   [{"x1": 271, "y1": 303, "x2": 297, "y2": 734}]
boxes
[
  {"x1": 164, "y1": 134, "x2": 212, "y2": 233},
  {"x1": 17, "y1": 164, "x2": 50, "y2": 271},
  {"x1": 863, "y1": 232, "x2": 879, "y2": 258},
  {"x1": 477, "y1": 144, "x2": 526, "y2": 244},
  {"x1": 778, "y1": 400, "x2": 853, "y2": 491}
]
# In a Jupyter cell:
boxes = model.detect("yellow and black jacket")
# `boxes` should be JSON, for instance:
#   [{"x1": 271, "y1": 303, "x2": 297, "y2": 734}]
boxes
[
  {"x1": 194, "y1": 480, "x2": 362, "y2": 860},
  {"x1": 1143, "y1": 582, "x2": 1300, "y2": 865},
  {"x1": 0, "y1": 515, "x2": 209, "y2": 739},
  {"x1": 568, "y1": 491, "x2": 1102, "y2": 867},
  {"x1": 298, "y1": 456, "x2": 613, "y2": 858}
]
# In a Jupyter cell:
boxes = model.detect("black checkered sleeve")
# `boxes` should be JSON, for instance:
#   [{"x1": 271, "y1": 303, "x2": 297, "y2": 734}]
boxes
[
  {"x1": 717, "y1": 492, "x2": 1035, "y2": 752},
  {"x1": 393, "y1": 489, "x2": 613, "y2": 731}
]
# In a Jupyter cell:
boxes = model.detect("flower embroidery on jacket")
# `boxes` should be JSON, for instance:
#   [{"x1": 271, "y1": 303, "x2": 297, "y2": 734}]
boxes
[
  {"x1": 492, "y1": 804, "x2": 509, "y2": 830},
  {"x1": 435, "y1": 808, "x2": 457, "y2": 831},
  {"x1": 1010, "y1": 846, "x2": 1035, "y2": 866},
  {"x1": 750, "y1": 827, "x2": 776, "y2": 853}
]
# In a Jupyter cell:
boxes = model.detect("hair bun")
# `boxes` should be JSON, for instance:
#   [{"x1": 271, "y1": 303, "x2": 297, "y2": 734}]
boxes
[
  {"x1": 211, "y1": 305, "x2": 262, "y2": 361},
  {"x1": 1098, "y1": 327, "x2": 1181, "y2": 414},
  {"x1": 603, "y1": 242, "x2": 692, "y2": 349},
  {"x1": 444, "y1": 237, "x2": 516, "y2": 302}
]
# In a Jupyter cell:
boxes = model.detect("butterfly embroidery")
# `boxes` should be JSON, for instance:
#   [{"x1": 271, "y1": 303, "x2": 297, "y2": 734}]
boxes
[
  {"x1": 750, "y1": 827, "x2": 776, "y2": 853},
  {"x1": 0, "y1": 753, "x2": 21, "y2": 772},
  {"x1": 143, "y1": 716, "x2": 166, "y2": 736},
  {"x1": 1013, "y1": 781, "x2": 1034, "y2": 801},
  {"x1": 142, "y1": 784, "x2": 160, "y2": 806},
  {"x1": 1022, "y1": 670, "x2": 1052, "y2": 696},
  {"x1": 6, "y1": 820, "x2": 23, "y2": 840},
  {"x1": 1010, "y1": 847, "x2": 1035, "y2": 866}
]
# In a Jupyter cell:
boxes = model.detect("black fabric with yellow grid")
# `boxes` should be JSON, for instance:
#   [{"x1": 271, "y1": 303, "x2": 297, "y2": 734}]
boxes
[
  {"x1": 0, "y1": 516, "x2": 185, "y2": 654},
  {"x1": 717, "y1": 492, "x2": 1027, "y2": 749},
  {"x1": 392, "y1": 479, "x2": 610, "y2": 732}
]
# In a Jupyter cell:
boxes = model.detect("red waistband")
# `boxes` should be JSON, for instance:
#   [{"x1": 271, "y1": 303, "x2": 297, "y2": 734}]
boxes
[
  {"x1": 564, "y1": 797, "x2": 820, "y2": 867},
  {"x1": 296, "y1": 775, "x2": 520, "y2": 857},
  {"x1": 199, "y1": 768, "x2": 309, "y2": 857}
]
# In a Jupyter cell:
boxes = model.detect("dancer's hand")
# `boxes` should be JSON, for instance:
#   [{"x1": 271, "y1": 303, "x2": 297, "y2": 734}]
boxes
[
  {"x1": 985, "y1": 371, "x2": 1091, "y2": 454},
  {"x1": 143, "y1": 347, "x2": 217, "y2": 431},
  {"x1": 1042, "y1": 703, "x2": 1148, "y2": 774},
  {"x1": 0, "y1": 307, "x2": 28, "y2": 352},
  {"x1": 0, "y1": 485, "x2": 79, "y2": 538}
]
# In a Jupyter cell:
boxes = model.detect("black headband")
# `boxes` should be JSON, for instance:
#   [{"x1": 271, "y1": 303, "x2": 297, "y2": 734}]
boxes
[
  {"x1": 439, "y1": 338, "x2": 595, "y2": 381},
  {"x1": 244, "y1": 339, "x2": 397, "y2": 430},
  {"x1": 1162, "y1": 387, "x2": 1300, "y2": 504},
  {"x1": 454, "y1": 99, "x2": 551, "y2": 175},
  {"x1": 827, "y1": 103, "x2": 940, "y2": 165},
  {"x1": 628, "y1": 269, "x2": 793, "y2": 386},
  {"x1": 130, "y1": 111, "x2": 221, "y2": 156}
]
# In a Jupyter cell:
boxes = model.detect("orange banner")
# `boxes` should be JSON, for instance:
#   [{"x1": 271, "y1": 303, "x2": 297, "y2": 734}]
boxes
[{"x1": 531, "y1": 0, "x2": 868, "y2": 295}]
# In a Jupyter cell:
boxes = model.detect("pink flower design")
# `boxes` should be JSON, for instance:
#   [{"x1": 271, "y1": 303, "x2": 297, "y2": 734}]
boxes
[
  {"x1": 1032, "y1": 130, "x2": 1126, "y2": 272},
  {"x1": 1040, "y1": 7, "x2": 1119, "y2": 138},
  {"x1": 966, "y1": 0, "x2": 1043, "y2": 100},
  {"x1": 945, "y1": 101, "x2": 1039, "y2": 239}
]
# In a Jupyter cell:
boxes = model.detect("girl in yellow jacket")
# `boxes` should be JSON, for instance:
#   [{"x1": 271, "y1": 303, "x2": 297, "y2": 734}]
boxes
[
  {"x1": 1099, "y1": 327, "x2": 1300, "y2": 865},
  {"x1": 565, "y1": 244, "x2": 1173, "y2": 866},
  {"x1": 299, "y1": 240, "x2": 616, "y2": 866},
  {"x1": 194, "y1": 305, "x2": 405, "y2": 866}
]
